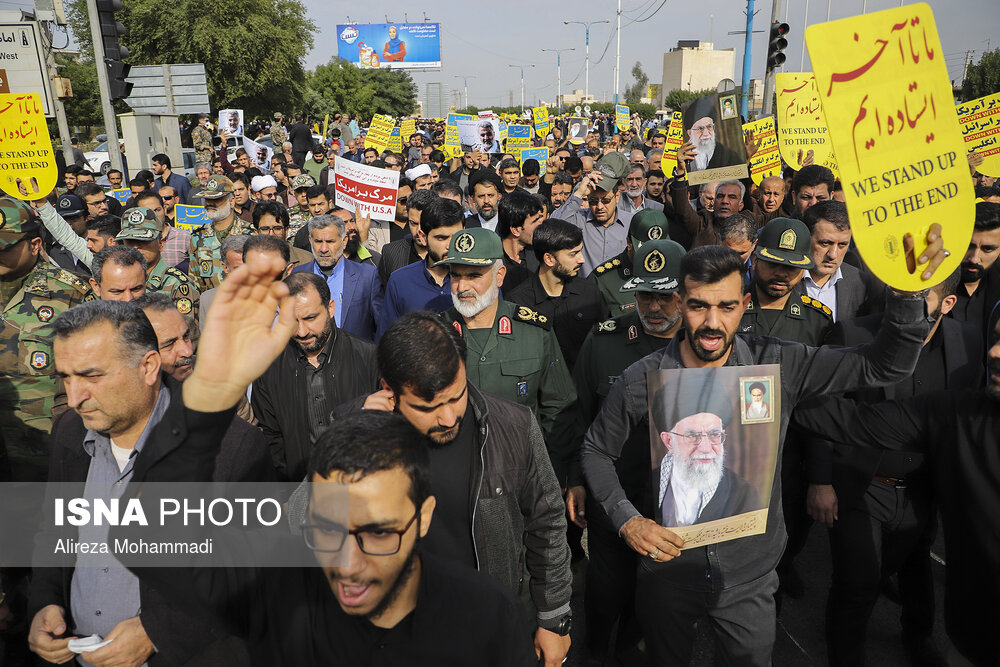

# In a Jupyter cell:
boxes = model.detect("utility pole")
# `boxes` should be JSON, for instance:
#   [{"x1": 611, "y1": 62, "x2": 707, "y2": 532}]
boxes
[
  {"x1": 740, "y1": 0, "x2": 757, "y2": 119},
  {"x1": 542, "y1": 48, "x2": 574, "y2": 113},
  {"x1": 508, "y1": 64, "x2": 535, "y2": 113},
  {"x1": 564, "y1": 20, "x2": 608, "y2": 102},
  {"x1": 800, "y1": 0, "x2": 810, "y2": 70},
  {"x1": 86, "y1": 0, "x2": 124, "y2": 173},
  {"x1": 762, "y1": 0, "x2": 786, "y2": 117},
  {"x1": 452, "y1": 75, "x2": 476, "y2": 109},
  {"x1": 614, "y1": 0, "x2": 621, "y2": 104},
  {"x1": 36, "y1": 17, "x2": 74, "y2": 166}
]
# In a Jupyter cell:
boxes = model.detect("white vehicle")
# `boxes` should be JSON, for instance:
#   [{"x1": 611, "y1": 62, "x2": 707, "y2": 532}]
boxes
[{"x1": 84, "y1": 142, "x2": 115, "y2": 175}]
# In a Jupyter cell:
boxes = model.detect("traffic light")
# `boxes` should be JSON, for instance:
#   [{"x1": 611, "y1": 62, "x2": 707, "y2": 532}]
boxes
[
  {"x1": 766, "y1": 22, "x2": 790, "y2": 71},
  {"x1": 95, "y1": 0, "x2": 132, "y2": 100}
]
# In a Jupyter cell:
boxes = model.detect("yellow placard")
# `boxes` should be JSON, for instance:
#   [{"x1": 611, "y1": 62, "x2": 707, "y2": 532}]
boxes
[
  {"x1": 660, "y1": 112, "x2": 684, "y2": 174},
  {"x1": 957, "y1": 92, "x2": 1000, "y2": 178},
  {"x1": 446, "y1": 113, "x2": 474, "y2": 149},
  {"x1": 775, "y1": 73, "x2": 837, "y2": 171},
  {"x1": 615, "y1": 104, "x2": 630, "y2": 132},
  {"x1": 532, "y1": 106, "x2": 550, "y2": 139},
  {"x1": 440, "y1": 143, "x2": 463, "y2": 160},
  {"x1": 322, "y1": 114, "x2": 329, "y2": 143},
  {"x1": 401, "y1": 118, "x2": 416, "y2": 142},
  {"x1": 744, "y1": 116, "x2": 782, "y2": 185},
  {"x1": 387, "y1": 127, "x2": 403, "y2": 154},
  {"x1": 805, "y1": 3, "x2": 975, "y2": 291},
  {"x1": 0, "y1": 93, "x2": 57, "y2": 199},
  {"x1": 366, "y1": 114, "x2": 396, "y2": 154}
]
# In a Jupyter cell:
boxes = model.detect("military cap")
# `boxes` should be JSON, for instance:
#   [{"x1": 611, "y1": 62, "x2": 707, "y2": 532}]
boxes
[
  {"x1": 628, "y1": 208, "x2": 669, "y2": 250},
  {"x1": 621, "y1": 239, "x2": 685, "y2": 294},
  {"x1": 0, "y1": 197, "x2": 41, "y2": 249},
  {"x1": 433, "y1": 228, "x2": 503, "y2": 267},
  {"x1": 193, "y1": 175, "x2": 235, "y2": 200},
  {"x1": 755, "y1": 217, "x2": 814, "y2": 269},
  {"x1": 592, "y1": 151, "x2": 630, "y2": 193},
  {"x1": 273, "y1": 112, "x2": 283, "y2": 120},
  {"x1": 56, "y1": 193, "x2": 86, "y2": 217},
  {"x1": 115, "y1": 207, "x2": 163, "y2": 242},
  {"x1": 291, "y1": 174, "x2": 317, "y2": 191}
]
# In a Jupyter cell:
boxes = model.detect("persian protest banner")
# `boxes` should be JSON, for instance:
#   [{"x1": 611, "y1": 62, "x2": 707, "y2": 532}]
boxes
[
  {"x1": 647, "y1": 366, "x2": 780, "y2": 549},
  {"x1": 112, "y1": 188, "x2": 130, "y2": 204},
  {"x1": 532, "y1": 106, "x2": 550, "y2": 138},
  {"x1": 506, "y1": 124, "x2": 532, "y2": 156},
  {"x1": 744, "y1": 117, "x2": 781, "y2": 185},
  {"x1": 446, "y1": 113, "x2": 474, "y2": 150},
  {"x1": 0, "y1": 93, "x2": 56, "y2": 199},
  {"x1": 174, "y1": 204, "x2": 210, "y2": 232},
  {"x1": 365, "y1": 114, "x2": 396, "y2": 154},
  {"x1": 400, "y1": 118, "x2": 416, "y2": 142},
  {"x1": 806, "y1": 3, "x2": 975, "y2": 291},
  {"x1": 615, "y1": 104, "x2": 630, "y2": 132},
  {"x1": 387, "y1": 127, "x2": 403, "y2": 153},
  {"x1": 775, "y1": 73, "x2": 837, "y2": 172},
  {"x1": 660, "y1": 111, "x2": 685, "y2": 173},
  {"x1": 520, "y1": 147, "x2": 549, "y2": 174},
  {"x1": 333, "y1": 159, "x2": 399, "y2": 222},
  {"x1": 957, "y1": 92, "x2": 1000, "y2": 178}
]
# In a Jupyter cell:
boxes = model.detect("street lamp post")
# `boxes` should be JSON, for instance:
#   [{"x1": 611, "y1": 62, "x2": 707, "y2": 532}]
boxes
[
  {"x1": 508, "y1": 64, "x2": 536, "y2": 113},
  {"x1": 565, "y1": 19, "x2": 609, "y2": 102},
  {"x1": 542, "y1": 48, "x2": 575, "y2": 112},
  {"x1": 452, "y1": 75, "x2": 477, "y2": 109}
]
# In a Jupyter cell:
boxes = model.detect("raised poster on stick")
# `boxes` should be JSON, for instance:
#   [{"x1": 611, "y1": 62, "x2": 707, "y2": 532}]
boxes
[{"x1": 333, "y1": 159, "x2": 399, "y2": 222}]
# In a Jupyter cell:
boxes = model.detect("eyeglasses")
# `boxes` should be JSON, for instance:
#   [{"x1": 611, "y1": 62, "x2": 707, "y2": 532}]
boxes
[
  {"x1": 258, "y1": 225, "x2": 284, "y2": 234},
  {"x1": 162, "y1": 195, "x2": 176, "y2": 200},
  {"x1": 691, "y1": 123, "x2": 715, "y2": 134},
  {"x1": 587, "y1": 195, "x2": 616, "y2": 206},
  {"x1": 301, "y1": 510, "x2": 419, "y2": 555},
  {"x1": 397, "y1": 197, "x2": 408, "y2": 205},
  {"x1": 669, "y1": 429, "x2": 726, "y2": 446}
]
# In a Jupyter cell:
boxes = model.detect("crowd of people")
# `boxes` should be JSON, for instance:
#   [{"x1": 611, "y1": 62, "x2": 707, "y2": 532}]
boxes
[{"x1": 0, "y1": 100, "x2": 997, "y2": 667}]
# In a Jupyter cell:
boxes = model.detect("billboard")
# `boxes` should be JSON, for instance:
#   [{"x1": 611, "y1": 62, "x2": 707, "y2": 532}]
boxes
[{"x1": 337, "y1": 23, "x2": 441, "y2": 70}]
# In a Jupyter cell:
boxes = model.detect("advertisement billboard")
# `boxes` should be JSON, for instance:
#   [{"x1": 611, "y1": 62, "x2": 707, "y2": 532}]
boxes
[{"x1": 337, "y1": 23, "x2": 441, "y2": 70}]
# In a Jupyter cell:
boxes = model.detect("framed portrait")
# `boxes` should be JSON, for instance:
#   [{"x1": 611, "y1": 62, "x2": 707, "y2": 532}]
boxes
[{"x1": 740, "y1": 375, "x2": 775, "y2": 425}]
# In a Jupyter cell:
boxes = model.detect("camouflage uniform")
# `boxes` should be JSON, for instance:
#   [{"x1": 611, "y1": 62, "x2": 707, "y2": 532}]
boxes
[
  {"x1": 0, "y1": 200, "x2": 94, "y2": 478},
  {"x1": 187, "y1": 176, "x2": 254, "y2": 292},
  {"x1": 287, "y1": 174, "x2": 317, "y2": 241},
  {"x1": 270, "y1": 118, "x2": 288, "y2": 150},
  {"x1": 192, "y1": 122, "x2": 214, "y2": 165},
  {"x1": 148, "y1": 259, "x2": 201, "y2": 318}
]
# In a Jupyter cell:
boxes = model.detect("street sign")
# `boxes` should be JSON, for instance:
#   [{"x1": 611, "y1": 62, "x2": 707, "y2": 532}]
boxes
[
  {"x1": 124, "y1": 63, "x2": 210, "y2": 114},
  {"x1": 0, "y1": 23, "x2": 53, "y2": 116}
]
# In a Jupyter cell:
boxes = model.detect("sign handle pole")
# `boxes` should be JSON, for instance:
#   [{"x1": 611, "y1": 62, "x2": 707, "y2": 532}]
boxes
[
  {"x1": 85, "y1": 0, "x2": 124, "y2": 175},
  {"x1": 761, "y1": 0, "x2": 784, "y2": 117}
]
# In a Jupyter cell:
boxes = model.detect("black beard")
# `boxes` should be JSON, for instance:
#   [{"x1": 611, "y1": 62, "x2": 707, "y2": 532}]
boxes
[
  {"x1": 552, "y1": 264, "x2": 577, "y2": 284},
  {"x1": 960, "y1": 260, "x2": 984, "y2": 283},
  {"x1": 295, "y1": 318, "x2": 334, "y2": 354},
  {"x1": 364, "y1": 541, "x2": 419, "y2": 622},
  {"x1": 346, "y1": 234, "x2": 361, "y2": 257}
]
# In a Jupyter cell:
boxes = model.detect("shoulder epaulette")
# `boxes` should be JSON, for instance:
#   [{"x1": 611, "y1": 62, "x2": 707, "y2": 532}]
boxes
[
  {"x1": 164, "y1": 266, "x2": 190, "y2": 283},
  {"x1": 800, "y1": 294, "x2": 833, "y2": 318},
  {"x1": 53, "y1": 268, "x2": 92, "y2": 296},
  {"x1": 593, "y1": 257, "x2": 622, "y2": 275},
  {"x1": 594, "y1": 318, "x2": 617, "y2": 334},
  {"x1": 513, "y1": 305, "x2": 551, "y2": 330}
]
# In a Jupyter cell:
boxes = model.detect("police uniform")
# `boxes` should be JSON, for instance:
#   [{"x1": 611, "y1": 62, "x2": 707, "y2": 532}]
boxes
[
  {"x1": 192, "y1": 122, "x2": 214, "y2": 165},
  {"x1": 435, "y1": 228, "x2": 578, "y2": 484},
  {"x1": 589, "y1": 208, "x2": 670, "y2": 318},
  {"x1": 0, "y1": 199, "x2": 95, "y2": 478},
  {"x1": 188, "y1": 176, "x2": 255, "y2": 292}
]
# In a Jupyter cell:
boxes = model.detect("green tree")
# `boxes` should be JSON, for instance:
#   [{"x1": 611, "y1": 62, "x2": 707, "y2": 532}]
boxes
[
  {"x1": 624, "y1": 61, "x2": 649, "y2": 107},
  {"x1": 662, "y1": 87, "x2": 716, "y2": 111},
  {"x1": 66, "y1": 0, "x2": 315, "y2": 114},
  {"x1": 961, "y1": 49, "x2": 1000, "y2": 102},
  {"x1": 305, "y1": 58, "x2": 416, "y2": 120}
]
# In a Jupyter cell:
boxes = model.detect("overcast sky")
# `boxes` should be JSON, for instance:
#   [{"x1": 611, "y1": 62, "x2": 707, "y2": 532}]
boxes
[{"x1": 302, "y1": 0, "x2": 999, "y2": 108}]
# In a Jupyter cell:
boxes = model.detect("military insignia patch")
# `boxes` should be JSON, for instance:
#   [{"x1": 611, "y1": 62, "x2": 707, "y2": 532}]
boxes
[
  {"x1": 779, "y1": 229, "x2": 797, "y2": 250},
  {"x1": 200, "y1": 260, "x2": 211, "y2": 274},
  {"x1": 452, "y1": 320, "x2": 463, "y2": 335},
  {"x1": 517, "y1": 306, "x2": 537, "y2": 322},
  {"x1": 177, "y1": 284, "x2": 190, "y2": 296},
  {"x1": 176, "y1": 298, "x2": 193, "y2": 314},
  {"x1": 647, "y1": 226, "x2": 663, "y2": 240},
  {"x1": 597, "y1": 319, "x2": 616, "y2": 332},
  {"x1": 207, "y1": 178, "x2": 219, "y2": 189},
  {"x1": 127, "y1": 209, "x2": 146, "y2": 225},
  {"x1": 0, "y1": 208, "x2": 7, "y2": 230},
  {"x1": 30, "y1": 351, "x2": 48, "y2": 369},
  {"x1": 612, "y1": 258, "x2": 621, "y2": 266},
  {"x1": 790, "y1": 303, "x2": 801, "y2": 316},
  {"x1": 643, "y1": 249, "x2": 665, "y2": 273},
  {"x1": 623, "y1": 267, "x2": 631, "y2": 276},
  {"x1": 454, "y1": 232, "x2": 475, "y2": 253},
  {"x1": 628, "y1": 325, "x2": 638, "y2": 340},
  {"x1": 37, "y1": 306, "x2": 54, "y2": 322},
  {"x1": 517, "y1": 381, "x2": 528, "y2": 397},
  {"x1": 498, "y1": 316, "x2": 512, "y2": 335}
]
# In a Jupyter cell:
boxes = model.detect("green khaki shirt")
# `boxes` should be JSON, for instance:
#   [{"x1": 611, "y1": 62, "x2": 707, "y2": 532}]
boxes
[
  {"x1": 739, "y1": 285, "x2": 833, "y2": 347},
  {"x1": 588, "y1": 250, "x2": 636, "y2": 318}
]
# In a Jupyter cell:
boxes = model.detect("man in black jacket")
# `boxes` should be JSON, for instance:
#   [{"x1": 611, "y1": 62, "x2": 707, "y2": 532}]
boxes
[
  {"x1": 252, "y1": 272, "x2": 379, "y2": 480},
  {"x1": 287, "y1": 114, "x2": 312, "y2": 166},
  {"x1": 358, "y1": 311, "x2": 574, "y2": 666},
  {"x1": 112, "y1": 256, "x2": 539, "y2": 666},
  {"x1": 27, "y1": 301, "x2": 270, "y2": 666}
]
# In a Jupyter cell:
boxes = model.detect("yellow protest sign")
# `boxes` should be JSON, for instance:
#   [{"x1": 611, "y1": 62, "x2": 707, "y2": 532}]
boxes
[
  {"x1": 806, "y1": 3, "x2": 975, "y2": 291},
  {"x1": 744, "y1": 117, "x2": 781, "y2": 185},
  {"x1": 660, "y1": 112, "x2": 684, "y2": 174},
  {"x1": 505, "y1": 124, "x2": 532, "y2": 156},
  {"x1": 775, "y1": 73, "x2": 837, "y2": 171},
  {"x1": 322, "y1": 114, "x2": 329, "y2": 143},
  {"x1": 401, "y1": 118, "x2": 416, "y2": 142},
  {"x1": 440, "y1": 143, "x2": 463, "y2": 160},
  {"x1": 957, "y1": 92, "x2": 1000, "y2": 178},
  {"x1": 387, "y1": 127, "x2": 403, "y2": 154},
  {"x1": 0, "y1": 93, "x2": 57, "y2": 199},
  {"x1": 615, "y1": 104, "x2": 630, "y2": 132},
  {"x1": 446, "y1": 113, "x2": 474, "y2": 150},
  {"x1": 532, "y1": 106, "x2": 550, "y2": 139},
  {"x1": 366, "y1": 114, "x2": 396, "y2": 154}
]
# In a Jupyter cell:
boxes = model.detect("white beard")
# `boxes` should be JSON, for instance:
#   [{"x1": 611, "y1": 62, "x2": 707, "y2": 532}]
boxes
[
  {"x1": 672, "y1": 447, "x2": 724, "y2": 496},
  {"x1": 205, "y1": 200, "x2": 233, "y2": 222},
  {"x1": 693, "y1": 136, "x2": 716, "y2": 171},
  {"x1": 452, "y1": 281, "x2": 499, "y2": 319}
]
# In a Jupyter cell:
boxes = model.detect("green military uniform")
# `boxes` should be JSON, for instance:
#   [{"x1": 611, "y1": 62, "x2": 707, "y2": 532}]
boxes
[
  {"x1": 435, "y1": 228, "x2": 578, "y2": 483},
  {"x1": 187, "y1": 176, "x2": 255, "y2": 292},
  {"x1": 192, "y1": 120, "x2": 214, "y2": 165},
  {"x1": 287, "y1": 174, "x2": 316, "y2": 241},
  {"x1": 0, "y1": 199, "x2": 95, "y2": 478},
  {"x1": 270, "y1": 114, "x2": 288, "y2": 149},
  {"x1": 740, "y1": 217, "x2": 833, "y2": 346},
  {"x1": 588, "y1": 208, "x2": 670, "y2": 317}
]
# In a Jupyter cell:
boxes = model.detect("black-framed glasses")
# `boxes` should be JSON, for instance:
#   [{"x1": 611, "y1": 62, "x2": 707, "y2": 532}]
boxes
[
  {"x1": 669, "y1": 429, "x2": 726, "y2": 446},
  {"x1": 301, "y1": 510, "x2": 419, "y2": 555}
]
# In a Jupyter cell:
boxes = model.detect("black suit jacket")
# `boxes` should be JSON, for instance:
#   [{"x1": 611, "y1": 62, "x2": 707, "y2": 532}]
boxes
[
  {"x1": 28, "y1": 378, "x2": 273, "y2": 666},
  {"x1": 804, "y1": 315, "x2": 982, "y2": 507},
  {"x1": 833, "y1": 262, "x2": 872, "y2": 321}
]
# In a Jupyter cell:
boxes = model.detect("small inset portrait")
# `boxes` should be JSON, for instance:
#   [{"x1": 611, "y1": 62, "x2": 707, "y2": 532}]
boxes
[{"x1": 741, "y1": 376, "x2": 774, "y2": 424}]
